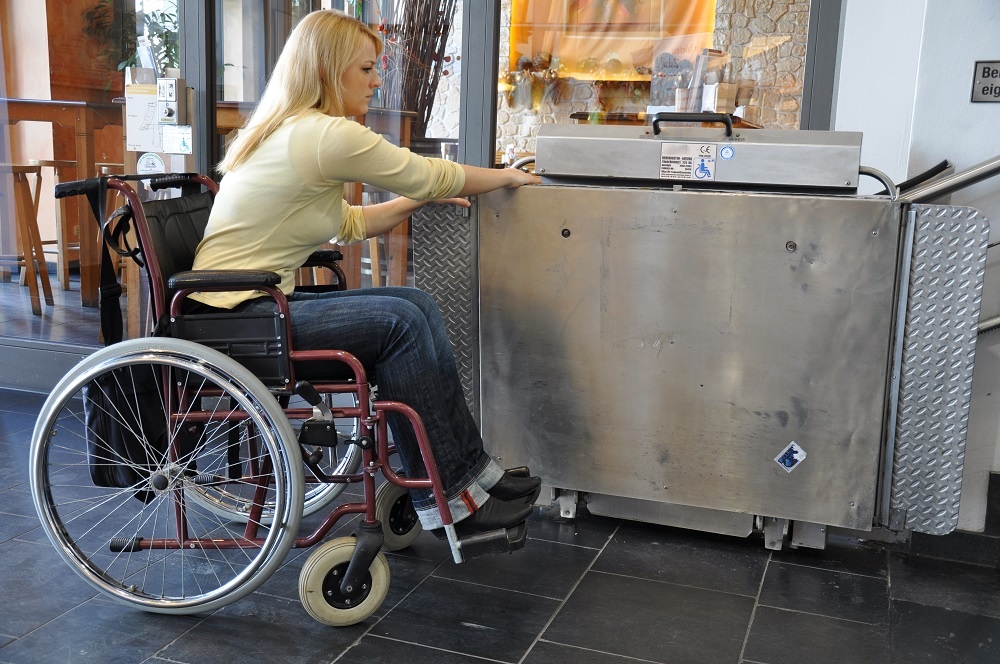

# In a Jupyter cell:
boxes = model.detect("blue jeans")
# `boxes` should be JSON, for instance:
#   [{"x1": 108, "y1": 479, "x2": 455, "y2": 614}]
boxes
[{"x1": 232, "y1": 287, "x2": 504, "y2": 529}]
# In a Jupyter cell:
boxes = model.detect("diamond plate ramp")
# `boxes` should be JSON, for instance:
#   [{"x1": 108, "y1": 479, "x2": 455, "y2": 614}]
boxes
[
  {"x1": 891, "y1": 204, "x2": 990, "y2": 534},
  {"x1": 412, "y1": 203, "x2": 478, "y2": 415}
]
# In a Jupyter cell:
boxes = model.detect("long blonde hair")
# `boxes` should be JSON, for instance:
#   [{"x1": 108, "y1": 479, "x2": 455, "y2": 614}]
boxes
[{"x1": 219, "y1": 10, "x2": 382, "y2": 174}]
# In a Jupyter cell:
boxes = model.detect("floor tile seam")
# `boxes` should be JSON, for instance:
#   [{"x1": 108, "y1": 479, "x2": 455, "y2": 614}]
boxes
[
  {"x1": 426, "y1": 573, "x2": 565, "y2": 602},
  {"x1": 768, "y1": 558, "x2": 888, "y2": 580},
  {"x1": 738, "y1": 549, "x2": 771, "y2": 663},
  {"x1": 330, "y1": 548, "x2": 453, "y2": 662},
  {"x1": 144, "y1": 655, "x2": 191, "y2": 664},
  {"x1": 535, "y1": 638, "x2": 662, "y2": 663},
  {"x1": 756, "y1": 602, "x2": 891, "y2": 627},
  {"x1": 356, "y1": 634, "x2": 512, "y2": 663},
  {"x1": 514, "y1": 521, "x2": 623, "y2": 664},
  {"x1": 893, "y1": 551, "x2": 1000, "y2": 570},
  {"x1": 525, "y1": 534, "x2": 604, "y2": 551},
  {"x1": 11, "y1": 535, "x2": 51, "y2": 547},
  {"x1": 0, "y1": 600, "x2": 93, "y2": 650},
  {"x1": 889, "y1": 596, "x2": 1000, "y2": 621},
  {"x1": 588, "y1": 568, "x2": 759, "y2": 599},
  {"x1": 148, "y1": 611, "x2": 216, "y2": 659}
]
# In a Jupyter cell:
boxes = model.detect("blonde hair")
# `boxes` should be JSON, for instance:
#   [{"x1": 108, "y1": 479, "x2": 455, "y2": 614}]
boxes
[{"x1": 219, "y1": 10, "x2": 382, "y2": 174}]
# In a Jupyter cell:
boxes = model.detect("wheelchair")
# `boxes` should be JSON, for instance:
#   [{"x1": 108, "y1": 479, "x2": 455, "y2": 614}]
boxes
[{"x1": 28, "y1": 173, "x2": 529, "y2": 625}]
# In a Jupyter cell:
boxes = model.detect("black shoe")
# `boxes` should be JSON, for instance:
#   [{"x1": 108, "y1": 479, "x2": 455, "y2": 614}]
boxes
[
  {"x1": 430, "y1": 496, "x2": 533, "y2": 539},
  {"x1": 463, "y1": 496, "x2": 533, "y2": 531},
  {"x1": 488, "y1": 470, "x2": 542, "y2": 503}
]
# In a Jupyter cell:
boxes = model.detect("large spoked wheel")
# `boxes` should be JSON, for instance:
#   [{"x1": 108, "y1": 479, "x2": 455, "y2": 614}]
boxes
[
  {"x1": 299, "y1": 537, "x2": 390, "y2": 626},
  {"x1": 374, "y1": 478, "x2": 422, "y2": 551},
  {"x1": 29, "y1": 337, "x2": 304, "y2": 615},
  {"x1": 185, "y1": 393, "x2": 362, "y2": 524}
]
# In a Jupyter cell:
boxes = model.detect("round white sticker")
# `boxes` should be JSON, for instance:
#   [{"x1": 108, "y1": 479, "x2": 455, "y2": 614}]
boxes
[{"x1": 136, "y1": 152, "x2": 166, "y2": 175}]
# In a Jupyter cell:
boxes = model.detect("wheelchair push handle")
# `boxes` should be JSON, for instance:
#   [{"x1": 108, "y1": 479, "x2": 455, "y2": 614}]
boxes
[
  {"x1": 148, "y1": 173, "x2": 202, "y2": 191},
  {"x1": 54, "y1": 180, "x2": 89, "y2": 199},
  {"x1": 54, "y1": 173, "x2": 206, "y2": 198}
]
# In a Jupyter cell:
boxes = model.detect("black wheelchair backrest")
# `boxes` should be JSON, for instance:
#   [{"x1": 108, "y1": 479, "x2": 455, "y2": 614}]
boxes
[{"x1": 140, "y1": 191, "x2": 214, "y2": 310}]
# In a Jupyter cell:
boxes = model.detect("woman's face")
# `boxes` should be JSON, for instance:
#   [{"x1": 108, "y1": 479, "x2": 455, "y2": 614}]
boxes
[{"x1": 341, "y1": 42, "x2": 381, "y2": 117}]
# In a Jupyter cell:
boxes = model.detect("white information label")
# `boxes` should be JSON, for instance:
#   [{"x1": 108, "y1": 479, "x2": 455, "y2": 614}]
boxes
[
  {"x1": 659, "y1": 142, "x2": 717, "y2": 181},
  {"x1": 161, "y1": 124, "x2": 194, "y2": 154}
]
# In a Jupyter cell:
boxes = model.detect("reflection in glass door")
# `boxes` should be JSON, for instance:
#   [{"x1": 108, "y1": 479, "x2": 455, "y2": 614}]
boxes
[{"x1": 215, "y1": 1, "x2": 464, "y2": 290}]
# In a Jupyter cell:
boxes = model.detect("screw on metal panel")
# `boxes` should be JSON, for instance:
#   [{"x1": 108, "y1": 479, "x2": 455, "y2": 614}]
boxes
[
  {"x1": 845, "y1": 180, "x2": 851, "y2": 186},
  {"x1": 538, "y1": 168, "x2": 545, "y2": 173},
  {"x1": 872, "y1": 230, "x2": 878, "y2": 236},
  {"x1": 786, "y1": 241, "x2": 797, "y2": 252},
  {"x1": 562, "y1": 229, "x2": 571, "y2": 238}
]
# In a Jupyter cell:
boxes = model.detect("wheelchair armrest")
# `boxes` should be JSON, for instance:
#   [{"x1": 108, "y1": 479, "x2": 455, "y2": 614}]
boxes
[
  {"x1": 301, "y1": 249, "x2": 344, "y2": 267},
  {"x1": 168, "y1": 269, "x2": 281, "y2": 291},
  {"x1": 298, "y1": 249, "x2": 347, "y2": 292}
]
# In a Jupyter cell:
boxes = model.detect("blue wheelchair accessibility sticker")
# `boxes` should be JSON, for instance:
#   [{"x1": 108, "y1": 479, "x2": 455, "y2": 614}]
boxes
[{"x1": 774, "y1": 441, "x2": 807, "y2": 473}]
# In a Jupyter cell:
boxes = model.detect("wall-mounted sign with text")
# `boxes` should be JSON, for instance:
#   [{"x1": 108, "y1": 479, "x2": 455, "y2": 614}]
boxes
[{"x1": 971, "y1": 61, "x2": 1000, "y2": 102}]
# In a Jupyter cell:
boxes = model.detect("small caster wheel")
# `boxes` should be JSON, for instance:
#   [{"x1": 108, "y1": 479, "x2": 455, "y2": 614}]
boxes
[
  {"x1": 374, "y1": 477, "x2": 422, "y2": 551},
  {"x1": 299, "y1": 537, "x2": 390, "y2": 626}
]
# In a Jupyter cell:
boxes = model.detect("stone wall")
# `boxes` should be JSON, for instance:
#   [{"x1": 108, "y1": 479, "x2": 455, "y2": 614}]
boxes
[{"x1": 713, "y1": 0, "x2": 809, "y2": 130}]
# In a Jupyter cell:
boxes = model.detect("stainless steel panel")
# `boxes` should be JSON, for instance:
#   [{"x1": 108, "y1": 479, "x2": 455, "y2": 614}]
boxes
[
  {"x1": 480, "y1": 186, "x2": 901, "y2": 530},
  {"x1": 586, "y1": 494, "x2": 754, "y2": 537},
  {"x1": 534, "y1": 124, "x2": 863, "y2": 189},
  {"x1": 891, "y1": 205, "x2": 989, "y2": 535}
]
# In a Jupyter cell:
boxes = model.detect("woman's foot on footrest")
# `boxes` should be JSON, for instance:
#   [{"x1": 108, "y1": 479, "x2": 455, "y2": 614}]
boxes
[
  {"x1": 488, "y1": 469, "x2": 541, "y2": 502},
  {"x1": 464, "y1": 496, "x2": 533, "y2": 531},
  {"x1": 431, "y1": 496, "x2": 533, "y2": 540}
]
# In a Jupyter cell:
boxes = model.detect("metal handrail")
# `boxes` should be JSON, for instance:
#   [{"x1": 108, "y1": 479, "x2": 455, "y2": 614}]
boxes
[{"x1": 898, "y1": 154, "x2": 1000, "y2": 204}]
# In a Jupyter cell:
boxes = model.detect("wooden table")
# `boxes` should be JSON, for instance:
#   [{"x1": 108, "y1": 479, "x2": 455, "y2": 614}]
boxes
[{"x1": 0, "y1": 98, "x2": 123, "y2": 307}]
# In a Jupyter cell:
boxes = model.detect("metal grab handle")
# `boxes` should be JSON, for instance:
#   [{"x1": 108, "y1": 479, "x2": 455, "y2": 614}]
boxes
[
  {"x1": 859, "y1": 166, "x2": 898, "y2": 201},
  {"x1": 898, "y1": 154, "x2": 1000, "y2": 204},
  {"x1": 651, "y1": 112, "x2": 733, "y2": 137},
  {"x1": 510, "y1": 156, "x2": 535, "y2": 171}
]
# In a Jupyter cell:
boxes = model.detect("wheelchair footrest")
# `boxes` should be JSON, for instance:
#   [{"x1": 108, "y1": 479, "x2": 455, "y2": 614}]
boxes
[{"x1": 435, "y1": 521, "x2": 529, "y2": 560}]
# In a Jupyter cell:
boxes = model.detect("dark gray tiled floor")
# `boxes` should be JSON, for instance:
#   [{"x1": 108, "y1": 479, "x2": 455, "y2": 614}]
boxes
[{"x1": 2, "y1": 385, "x2": 1000, "y2": 663}]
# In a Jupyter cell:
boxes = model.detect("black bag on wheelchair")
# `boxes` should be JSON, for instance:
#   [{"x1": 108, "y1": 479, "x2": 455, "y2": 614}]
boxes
[
  {"x1": 77, "y1": 177, "x2": 181, "y2": 501},
  {"x1": 82, "y1": 364, "x2": 167, "y2": 501}
]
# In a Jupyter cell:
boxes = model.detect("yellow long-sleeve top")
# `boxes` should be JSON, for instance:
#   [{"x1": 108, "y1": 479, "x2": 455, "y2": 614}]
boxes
[{"x1": 189, "y1": 111, "x2": 466, "y2": 309}]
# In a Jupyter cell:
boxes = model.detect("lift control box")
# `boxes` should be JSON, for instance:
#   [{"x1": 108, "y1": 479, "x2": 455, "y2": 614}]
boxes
[{"x1": 157, "y1": 77, "x2": 185, "y2": 125}]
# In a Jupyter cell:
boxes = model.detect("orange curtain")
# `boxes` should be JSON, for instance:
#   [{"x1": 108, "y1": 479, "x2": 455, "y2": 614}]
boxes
[{"x1": 510, "y1": 0, "x2": 716, "y2": 78}]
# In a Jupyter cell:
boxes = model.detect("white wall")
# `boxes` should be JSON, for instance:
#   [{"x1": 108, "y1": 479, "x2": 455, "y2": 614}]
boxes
[{"x1": 835, "y1": 0, "x2": 1000, "y2": 531}]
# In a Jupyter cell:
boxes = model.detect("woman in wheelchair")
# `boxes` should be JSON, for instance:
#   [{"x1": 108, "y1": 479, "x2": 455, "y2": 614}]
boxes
[{"x1": 187, "y1": 10, "x2": 541, "y2": 536}]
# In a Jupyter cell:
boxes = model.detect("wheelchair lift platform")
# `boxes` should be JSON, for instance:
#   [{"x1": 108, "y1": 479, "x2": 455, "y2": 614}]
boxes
[{"x1": 464, "y1": 120, "x2": 1000, "y2": 549}]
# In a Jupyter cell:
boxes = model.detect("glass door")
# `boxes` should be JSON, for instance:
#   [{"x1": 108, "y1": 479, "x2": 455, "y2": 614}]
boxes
[{"x1": 215, "y1": 0, "x2": 464, "y2": 289}]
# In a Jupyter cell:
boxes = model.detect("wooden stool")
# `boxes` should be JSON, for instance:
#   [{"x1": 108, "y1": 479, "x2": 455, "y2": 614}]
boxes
[
  {"x1": 0, "y1": 164, "x2": 54, "y2": 315},
  {"x1": 29, "y1": 159, "x2": 79, "y2": 290}
]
